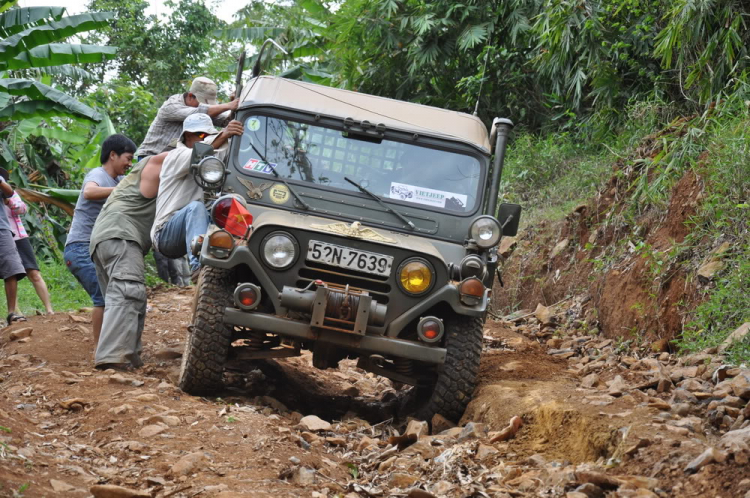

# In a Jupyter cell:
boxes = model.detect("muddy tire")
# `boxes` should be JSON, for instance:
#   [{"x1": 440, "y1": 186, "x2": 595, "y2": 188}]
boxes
[
  {"x1": 415, "y1": 315, "x2": 484, "y2": 423},
  {"x1": 178, "y1": 266, "x2": 234, "y2": 395}
]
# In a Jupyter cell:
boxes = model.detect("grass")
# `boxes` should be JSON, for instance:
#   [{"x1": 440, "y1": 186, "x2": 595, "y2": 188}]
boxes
[
  {"x1": 672, "y1": 109, "x2": 750, "y2": 364},
  {"x1": 500, "y1": 104, "x2": 660, "y2": 228},
  {"x1": 4, "y1": 260, "x2": 91, "y2": 317}
]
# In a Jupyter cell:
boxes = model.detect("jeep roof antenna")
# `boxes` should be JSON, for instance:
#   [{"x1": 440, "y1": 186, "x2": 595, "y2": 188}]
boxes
[
  {"x1": 251, "y1": 38, "x2": 289, "y2": 78},
  {"x1": 472, "y1": 45, "x2": 492, "y2": 117}
]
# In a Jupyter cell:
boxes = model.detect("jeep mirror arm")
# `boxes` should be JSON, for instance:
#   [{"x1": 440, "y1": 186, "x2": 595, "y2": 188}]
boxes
[
  {"x1": 251, "y1": 38, "x2": 289, "y2": 78},
  {"x1": 487, "y1": 118, "x2": 514, "y2": 217}
]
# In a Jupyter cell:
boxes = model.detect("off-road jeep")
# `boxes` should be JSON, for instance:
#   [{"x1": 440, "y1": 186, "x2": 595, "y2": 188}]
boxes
[{"x1": 179, "y1": 75, "x2": 520, "y2": 422}]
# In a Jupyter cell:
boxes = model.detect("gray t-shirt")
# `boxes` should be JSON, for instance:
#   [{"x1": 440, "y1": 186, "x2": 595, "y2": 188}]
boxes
[
  {"x1": 0, "y1": 180, "x2": 13, "y2": 232},
  {"x1": 66, "y1": 167, "x2": 121, "y2": 246}
]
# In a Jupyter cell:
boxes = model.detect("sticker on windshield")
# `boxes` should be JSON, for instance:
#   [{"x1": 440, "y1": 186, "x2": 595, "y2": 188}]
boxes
[
  {"x1": 247, "y1": 118, "x2": 261, "y2": 131},
  {"x1": 269, "y1": 183, "x2": 290, "y2": 204},
  {"x1": 242, "y1": 158, "x2": 275, "y2": 174},
  {"x1": 389, "y1": 182, "x2": 467, "y2": 210}
]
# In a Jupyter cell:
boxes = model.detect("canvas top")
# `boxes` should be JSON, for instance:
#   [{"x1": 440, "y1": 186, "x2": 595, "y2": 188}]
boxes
[{"x1": 239, "y1": 76, "x2": 491, "y2": 153}]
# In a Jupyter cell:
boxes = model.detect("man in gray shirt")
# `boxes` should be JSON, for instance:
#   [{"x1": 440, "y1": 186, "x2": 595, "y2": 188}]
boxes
[
  {"x1": 64, "y1": 134, "x2": 136, "y2": 345},
  {"x1": 0, "y1": 170, "x2": 27, "y2": 324},
  {"x1": 135, "y1": 77, "x2": 238, "y2": 160}
]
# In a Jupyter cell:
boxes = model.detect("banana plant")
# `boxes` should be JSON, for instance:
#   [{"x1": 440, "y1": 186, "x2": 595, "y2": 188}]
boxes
[{"x1": 0, "y1": 1, "x2": 115, "y2": 122}]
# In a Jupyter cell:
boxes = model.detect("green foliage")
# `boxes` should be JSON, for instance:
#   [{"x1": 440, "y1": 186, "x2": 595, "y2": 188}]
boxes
[
  {"x1": 85, "y1": 0, "x2": 234, "y2": 101},
  {"x1": 678, "y1": 257, "x2": 750, "y2": 364},
  {"x1": 214, "y1": 0, "x2": 333, "y2": 83},
  {"x1": 674, "y1": 104, "x2": 750, "y2": 364},
  {"x1": 0, "y1": 3, "x2": 115, "y2": 122},
  {"x1": 226, "y1": 0, "x2": 750, "y2": 132},
  {"x1": 84, "y1": 76, "x2": 157, "y2": 145}
]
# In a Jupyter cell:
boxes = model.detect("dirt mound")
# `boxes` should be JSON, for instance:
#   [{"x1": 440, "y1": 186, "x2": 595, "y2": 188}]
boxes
[{"x1": 518, "y1": 402, "x2": 619, "y2": 463}]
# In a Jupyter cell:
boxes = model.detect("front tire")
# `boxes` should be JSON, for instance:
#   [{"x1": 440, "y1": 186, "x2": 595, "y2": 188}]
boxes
[
  {"x1": 179, "y1": 266, "x2": 235, "y2": 395},
  {"x1": 415, "y1": 315, "x2": 484, "y2": 423}
]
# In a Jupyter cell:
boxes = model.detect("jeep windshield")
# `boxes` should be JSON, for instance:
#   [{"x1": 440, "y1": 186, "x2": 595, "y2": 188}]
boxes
[{"x1": 235, "y1": 114, "x2": 483, "y2": 213}]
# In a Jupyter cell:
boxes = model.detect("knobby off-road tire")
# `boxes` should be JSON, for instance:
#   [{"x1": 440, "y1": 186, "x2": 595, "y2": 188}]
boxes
[
  {"x1": 179, "y1": 266, "x2": 235, "y2": 395},
  {"x1": 415, "y1": 315, "x2": 484, "y2": 423}
]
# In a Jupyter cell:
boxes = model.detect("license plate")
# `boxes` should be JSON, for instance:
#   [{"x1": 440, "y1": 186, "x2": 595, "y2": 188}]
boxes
[{"x1": 307, "y1": 240, "x2": 393, "y2": 277}]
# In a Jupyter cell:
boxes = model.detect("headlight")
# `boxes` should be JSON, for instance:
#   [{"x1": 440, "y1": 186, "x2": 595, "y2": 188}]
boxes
[
  {"x1": 198, "y1": 156, "x2": 226, "y2": 187},
  {"x1": 469, "y1": 216, "x2": 502, "y2": 249},
  {"x1": 260, "y1": 232, "x2": 298, "y2": 269},
  {"x1": 397, "y1": 258, "x2": 435, "y2": 295}
]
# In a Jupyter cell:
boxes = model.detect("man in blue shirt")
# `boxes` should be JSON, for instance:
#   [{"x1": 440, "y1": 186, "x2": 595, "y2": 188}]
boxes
[{"x1": 64, "y1": 134, "x2": 136, "y2": 345}]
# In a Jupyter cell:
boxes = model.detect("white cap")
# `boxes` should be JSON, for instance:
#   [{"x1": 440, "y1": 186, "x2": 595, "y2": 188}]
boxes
[
  {"x1": 189, "y1": 76, "x2": 218, "y2": 105},
  {"x1": 179, "y1": 113, "x2": 219, "y2": 142}
]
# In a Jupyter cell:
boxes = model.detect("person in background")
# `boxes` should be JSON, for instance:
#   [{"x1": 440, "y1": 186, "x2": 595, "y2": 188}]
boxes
[
  {"x1": 153, "y1": 250, "x2": 190, "y2": 287},
  {"x1": 135, "y1": 77, "x2": 238, "y2": 161},
  {"x1": 64, "y1": 134, "x2": 136, "y2": 345},
  {"x1": 3, "y1": 189, "x2": 54, "y2": 315},
  {"x1": 0, "y1": 168, "x2": 26, "y2": 324}
]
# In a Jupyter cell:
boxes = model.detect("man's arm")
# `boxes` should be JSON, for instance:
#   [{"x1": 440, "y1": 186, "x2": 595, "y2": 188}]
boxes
[
  {"x1": 83, "y1": 182, "x2": 115, "y2": 200},
  {"x1": 210, "y1": 120, "x2": 244, "y2": 150},
  {"x1": 0, "y1": 176, "x2": 13, "y2": 198},
  {"x1": 205, "y1": 99, "x2": 239, "y2": 118},
  {"x1": 161, "y1": 98, "x2": 239, "y2": 122}
]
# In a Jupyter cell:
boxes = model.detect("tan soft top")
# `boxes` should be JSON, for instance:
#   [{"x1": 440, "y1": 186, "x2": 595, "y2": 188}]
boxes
[{"x1": 239, "y1": 76, "x2": 490, "y2": 153}]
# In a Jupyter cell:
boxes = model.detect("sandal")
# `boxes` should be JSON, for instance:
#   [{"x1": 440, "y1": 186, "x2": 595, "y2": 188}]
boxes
[{"x1": 7, "y1": 313, "x2": 27, "y2": 323}]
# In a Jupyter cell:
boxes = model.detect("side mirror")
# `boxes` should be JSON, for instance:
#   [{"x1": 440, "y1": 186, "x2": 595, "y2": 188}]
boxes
[
  {"x1": 497, "y1": 203, "x2": 522, "y2": 236},
  {"x1": 191, "y1": 142, "x2": 215, "y2": 165}
]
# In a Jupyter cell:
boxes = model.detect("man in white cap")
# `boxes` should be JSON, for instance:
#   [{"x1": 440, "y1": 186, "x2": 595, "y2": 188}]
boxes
[
  {"x1": 151, "y1": 113, "x2": 244, "y2": 280},
  {"x1": 135, "y1": 76, "x2": 239, "y2": 160},
  {"x1": 89, "y1": 116, "x2": 241, "y2": 370}
]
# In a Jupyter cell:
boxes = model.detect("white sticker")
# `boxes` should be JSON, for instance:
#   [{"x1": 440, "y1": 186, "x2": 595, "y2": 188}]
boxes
[
  {"x1": 247, "y1": 118, "x2": 261, "y2": 131},
  {"x1": 242, "y1": 158, "x2": 275, "y2": 174},
  {"x1": 389, "y1": 182, "x2": 468, "y2": 210}
]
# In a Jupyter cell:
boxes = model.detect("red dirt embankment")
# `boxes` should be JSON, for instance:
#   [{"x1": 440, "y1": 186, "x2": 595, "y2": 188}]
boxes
[{"x1": 493, "y1": 130, "x2": 713, "y2": 350}]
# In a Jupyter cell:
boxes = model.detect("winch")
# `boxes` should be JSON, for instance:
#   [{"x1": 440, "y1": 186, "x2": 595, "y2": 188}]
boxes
[{"x1": 279, "y1": 281, "x2": 387, "y2": 334}]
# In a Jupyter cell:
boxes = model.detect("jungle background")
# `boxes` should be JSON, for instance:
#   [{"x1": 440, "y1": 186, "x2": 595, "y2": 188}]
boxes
[{"x1": 0, "y1": 0, "x2": 747, "y2": 360}]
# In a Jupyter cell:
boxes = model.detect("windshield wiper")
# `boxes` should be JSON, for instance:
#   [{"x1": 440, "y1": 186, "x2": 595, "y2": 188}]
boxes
[
  {"x1": 247, "y1": 141, "x2": 309, "y2": 210},
  {"x1": 345, "y1": 176, "x2": 415, "y2": 230}
]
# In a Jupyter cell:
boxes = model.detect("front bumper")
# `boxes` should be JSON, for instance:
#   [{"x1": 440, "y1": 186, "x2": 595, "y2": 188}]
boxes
[
  {"x1": 199, "y1": 225, "x2": 490, "y2": 339},
  {"x1": 223, "y1": 308, "x2": 447, "y2": 365}
]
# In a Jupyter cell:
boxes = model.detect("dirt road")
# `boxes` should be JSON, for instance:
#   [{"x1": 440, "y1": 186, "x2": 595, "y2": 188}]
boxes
[{"x1": 1, "y1": 287, "x2": 748, "y2": 497}]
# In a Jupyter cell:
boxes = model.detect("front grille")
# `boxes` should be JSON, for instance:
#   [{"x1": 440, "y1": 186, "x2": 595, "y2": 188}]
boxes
[{"x1": 297, "y1": 261, "x2": 391, "y2": 304}]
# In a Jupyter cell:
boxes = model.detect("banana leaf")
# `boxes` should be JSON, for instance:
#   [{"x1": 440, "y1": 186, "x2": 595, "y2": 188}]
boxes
[
  {"x1": 2, "y1": 43, "x2": 117, "y2": 71},
  {"x1": 28, "y1": 184, "x2": 80, "y2": 203},
  {"x1": 36, "y1": 127, "x2": 87, "y2": 144},
  {"x1": 16, "y1": 187, "x2": 74, "y2": 216},
  {"x1": 0, "y1": 1, "x2": 16, "y2": 15},
  {"x1": 0, "y1": 12, "x2": 114, "y2": 60},
  {"x1": 0, "y1": 79, "x2": 102, "y2": 121},
  {"x1": 0, "y1": 7, "x2": 66, "y2": 38},
  {"x1": 35, "y1": 63, "x2": 96, "y2": 82},
  {"x1": 213, "y1": 26, "x2": 284, "y2": 42},
  {"x1": 45, "y1": 188, "x2": 80, "y2": 204},
  {"x1": 0, "y1": 98, "x2": 101, "y2": 122}
]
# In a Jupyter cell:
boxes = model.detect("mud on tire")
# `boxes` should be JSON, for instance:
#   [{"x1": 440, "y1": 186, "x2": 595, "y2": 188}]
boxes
[
  {"x1": 415, "y1": 315, "x2": 484, "y2": 423},
  {"x1": 179, "y1": 266, "x2": 235, "y2": 395}
]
